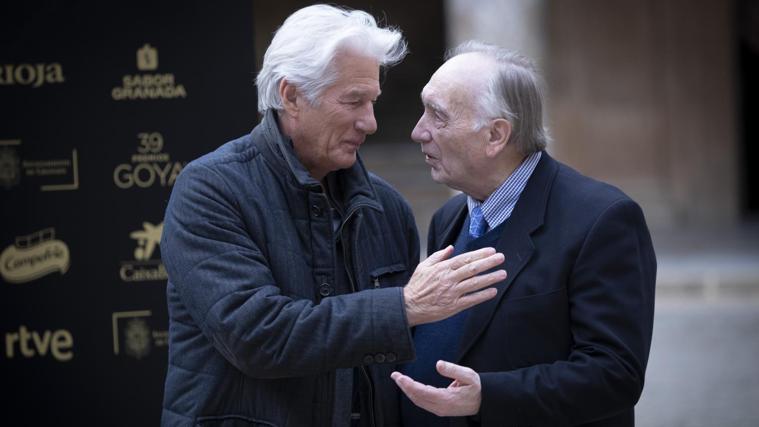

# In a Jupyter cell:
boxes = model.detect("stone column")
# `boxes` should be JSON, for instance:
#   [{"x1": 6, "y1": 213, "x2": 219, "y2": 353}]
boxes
[
  {"x1": 547, "y1": 0, "x2": 739, "y2": 228},
  {"x1": 445, "y1": 0, "x2": 548, "y2": 68}
]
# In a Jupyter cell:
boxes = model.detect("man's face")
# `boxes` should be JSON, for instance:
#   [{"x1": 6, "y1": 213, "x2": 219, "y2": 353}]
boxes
[
  {"x1": 411, "y1": 54, "x2": 492, "y2": 194},
  {"x1": 292, "y1": 51, "x2": 380, "y2": 180}
]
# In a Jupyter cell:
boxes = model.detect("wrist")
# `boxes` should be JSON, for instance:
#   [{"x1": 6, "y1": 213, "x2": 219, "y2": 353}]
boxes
[{"x1": 403, "y1": 287, "x2": 421, "y2": 327}]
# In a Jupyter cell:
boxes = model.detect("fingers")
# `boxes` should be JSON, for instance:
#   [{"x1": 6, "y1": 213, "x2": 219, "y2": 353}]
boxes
[
  {"x1": 450, "y1": 252, "x2": 505, "y2": 283},
  {"x1": 391, "y1": 371, "x2": 448, "y2": 411},
  {"x1": 455, "y1": 287, "x2": 498, "y2": 312},
  {"x1": 391, "y1": 369, "x2": 480, "y2": 417},
  {"x1": 457, "y1": 269, "x2": 507, "y2": 294},
  {"x1": 435, "y1": 360, "x2": 479, "y2": 384},
  {"x1": 405, "y1": 246, "x2": 506, "y2": 327},
  {"x1": 446, "y1": 247, "x2": 497, "y2": 270},
  {"x1": 420, "y1": 245, "x2": 454, "y2": 266}
]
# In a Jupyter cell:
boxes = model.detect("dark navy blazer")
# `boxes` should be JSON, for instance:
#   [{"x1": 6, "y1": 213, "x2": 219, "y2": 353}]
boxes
[{"x1": 426, "y1": 152, "x2": 656, "y2": 427}]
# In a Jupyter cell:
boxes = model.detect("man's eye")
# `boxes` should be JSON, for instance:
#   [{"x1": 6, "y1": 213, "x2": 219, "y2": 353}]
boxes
[{"x1": 432, "y1": 112, "x2": 447, "y2": 128}]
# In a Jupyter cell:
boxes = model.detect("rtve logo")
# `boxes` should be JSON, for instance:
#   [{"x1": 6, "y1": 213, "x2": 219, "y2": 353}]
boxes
[{"x1": 4, "y1": 325, "x2": 73, "y2": 361}]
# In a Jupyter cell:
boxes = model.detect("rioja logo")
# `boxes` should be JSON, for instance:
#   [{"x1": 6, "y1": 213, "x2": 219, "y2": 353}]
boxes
[{"x1": 0, "y1": 63, "x2": 65, "y2": 88}]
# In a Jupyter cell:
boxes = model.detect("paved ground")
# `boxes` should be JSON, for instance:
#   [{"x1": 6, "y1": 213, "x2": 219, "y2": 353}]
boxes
[
  {"x1": 637, "y1": 296, "x2": 759, "y2": 427},
  {"x1": 362, "y1": 141, "x2": 759, "y2": 426}
]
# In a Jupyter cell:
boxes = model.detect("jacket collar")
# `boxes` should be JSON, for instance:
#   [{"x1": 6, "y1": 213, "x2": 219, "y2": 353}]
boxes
[
  {"x1": 454, "y1": 151, "x2": 559, "y2": 362},
  {"x1": 258, "y1": 109, "x2": 383, "y2": 212},
  {"x1": 436, "y1": 152, "x2": 556, "y2": 249}
]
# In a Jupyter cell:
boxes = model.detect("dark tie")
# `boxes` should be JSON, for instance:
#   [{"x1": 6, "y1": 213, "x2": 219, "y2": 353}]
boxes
[{"x1": 469, "y1": 206, "x2": 487, "y2": 238}]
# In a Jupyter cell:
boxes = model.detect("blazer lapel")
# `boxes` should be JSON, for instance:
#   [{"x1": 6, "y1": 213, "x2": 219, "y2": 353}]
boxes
[
  {"x1": 437, "y1": 200, "x2": 468, "y2": 249},
  {"x1": 455, "y1": 152, "x2": 559, "y2": 362}
]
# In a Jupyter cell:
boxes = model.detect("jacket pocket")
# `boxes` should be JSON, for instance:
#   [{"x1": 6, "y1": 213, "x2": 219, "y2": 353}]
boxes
[
  {"x1": 195, "y1": 414, "x2": 277, "y2": 427},
  {"x1": 369, "y1": 263, "x2": 407, "y2": 288}
]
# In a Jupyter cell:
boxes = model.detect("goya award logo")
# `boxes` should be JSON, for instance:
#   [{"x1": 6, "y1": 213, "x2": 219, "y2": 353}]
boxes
[
  {"x1": 1, "y1": 228, "x2": 70, "y2": 284},
  {"x1": 119, "y1": 221, "x2": 167, "y2": 282},
  {"x1": 113, "y1": 132, "x2": 184, "y2": 189},
  {"x1": 112, "y1": 310, "x2": 168, "y2": 360},
  {"x1": 111, "y1": 44, "x2": 187, "y2": 101}
]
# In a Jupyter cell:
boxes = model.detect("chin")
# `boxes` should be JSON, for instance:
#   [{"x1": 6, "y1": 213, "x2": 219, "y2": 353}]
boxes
[
  {"x1": 431, "y1": 172, "x2": 457, "y2": 189},
  {"x1": 336, "y1": 154, "x2": 358, "y2": 170}
]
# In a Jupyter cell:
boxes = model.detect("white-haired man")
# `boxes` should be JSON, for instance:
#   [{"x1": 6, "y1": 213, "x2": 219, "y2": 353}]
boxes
[
  {"x1": 160, "y1": 7, "x2": 505, "y2": 427},
  {"x1": 392, "y1": 41, "x2": 656, "y2": 426}
]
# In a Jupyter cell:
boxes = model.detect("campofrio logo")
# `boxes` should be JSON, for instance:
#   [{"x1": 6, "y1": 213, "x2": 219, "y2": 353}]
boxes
[{"x1": 1, "y1": 228, "x2": 70, "y2": 284}]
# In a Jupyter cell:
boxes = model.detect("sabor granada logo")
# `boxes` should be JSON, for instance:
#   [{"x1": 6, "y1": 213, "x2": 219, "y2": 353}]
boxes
[
  {"x1": 1, "y1": 228, "x2": 70, "y2": 284},
  {"x1": 111, "y1": 44, "x2": 187, "y2": 101}
]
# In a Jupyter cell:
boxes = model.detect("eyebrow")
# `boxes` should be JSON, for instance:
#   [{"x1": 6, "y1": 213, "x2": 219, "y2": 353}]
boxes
[
  {"x1": 344, "y1": 88, "x2": 382, "y2": 99},
  {"x1": 423, "y1": 97, "x2": 448, "y2": 119}
]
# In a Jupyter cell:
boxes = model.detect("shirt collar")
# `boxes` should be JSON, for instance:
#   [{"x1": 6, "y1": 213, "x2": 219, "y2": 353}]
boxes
[{"x1": 467, "y1": 151, "x2": 542, "y2": 230}]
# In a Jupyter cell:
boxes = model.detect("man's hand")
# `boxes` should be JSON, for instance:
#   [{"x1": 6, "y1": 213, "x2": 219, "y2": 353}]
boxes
[
  {"x1": 404, "y1": 246, "x2": 506, "y2": 326},
  {"x1": 391, "y1": 361, "x2": 482, "y2": 417}
]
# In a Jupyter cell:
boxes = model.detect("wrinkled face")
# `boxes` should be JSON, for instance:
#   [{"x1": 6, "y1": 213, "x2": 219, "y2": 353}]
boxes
[
  {"x1": 411, "y1": 54, "x2": 492, "y2": 194},
  {"x1": 292, "y1": 51, "x2": 380, "y2": 180}
]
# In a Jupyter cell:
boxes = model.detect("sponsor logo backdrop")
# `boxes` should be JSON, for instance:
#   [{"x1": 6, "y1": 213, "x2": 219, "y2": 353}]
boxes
[{"x1": 0, "y1": 2, "x2": 256, "y2": 424}]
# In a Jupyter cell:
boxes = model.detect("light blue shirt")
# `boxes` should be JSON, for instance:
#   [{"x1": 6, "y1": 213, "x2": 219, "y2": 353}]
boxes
[{"x1": 467, "y1": 151, "x2": 542, "y2": 231}]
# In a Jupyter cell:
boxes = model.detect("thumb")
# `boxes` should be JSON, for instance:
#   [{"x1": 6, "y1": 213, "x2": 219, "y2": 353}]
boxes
[{"x1": 436, "y1": 360, "x2": 477, "y2": 384}]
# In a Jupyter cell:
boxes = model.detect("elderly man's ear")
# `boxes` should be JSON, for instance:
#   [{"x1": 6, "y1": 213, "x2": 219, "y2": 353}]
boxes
[
  {"x1": 485, "y1": 118, "x2": 512, "y2": 158},
  {"x1": 279, "y1": 79, "x2": 300, "y2": 116}
]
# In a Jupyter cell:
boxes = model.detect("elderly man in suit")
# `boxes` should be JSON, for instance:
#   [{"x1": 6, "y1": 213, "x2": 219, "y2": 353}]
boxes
[{"x1": 392, "y1": 41, "x2": 657, "y2": 427}]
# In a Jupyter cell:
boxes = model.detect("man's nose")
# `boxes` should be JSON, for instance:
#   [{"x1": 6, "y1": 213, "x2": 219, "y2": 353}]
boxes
[
  {"x1": 411, "y1": 117, "x2": 430, "y2": 143},
  {"x1": 356, "y1": 105, "x2": 378, "y2": 135}
]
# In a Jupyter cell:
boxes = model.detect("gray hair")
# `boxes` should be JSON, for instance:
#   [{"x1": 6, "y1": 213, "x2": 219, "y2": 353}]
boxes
[
  {"x1": 256, "y1": 4, "x2": 408, "y2": 113},
  {"x1": 446, "y1": 40, "x2": 551, "y2": 154}
]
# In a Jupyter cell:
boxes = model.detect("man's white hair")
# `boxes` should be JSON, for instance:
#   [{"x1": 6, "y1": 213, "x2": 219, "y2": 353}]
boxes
[
  {"x1": 447, "y1": 40, "x2": 551, "y2": 154},
  {"x1": 256, "y1": 4, "x2": 407, "y2": 113}
]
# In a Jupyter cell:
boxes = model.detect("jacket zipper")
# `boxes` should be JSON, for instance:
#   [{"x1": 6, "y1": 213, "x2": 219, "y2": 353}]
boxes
[{"x1": 340, "y1": 209, "x2": 377, "y2": 427}]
